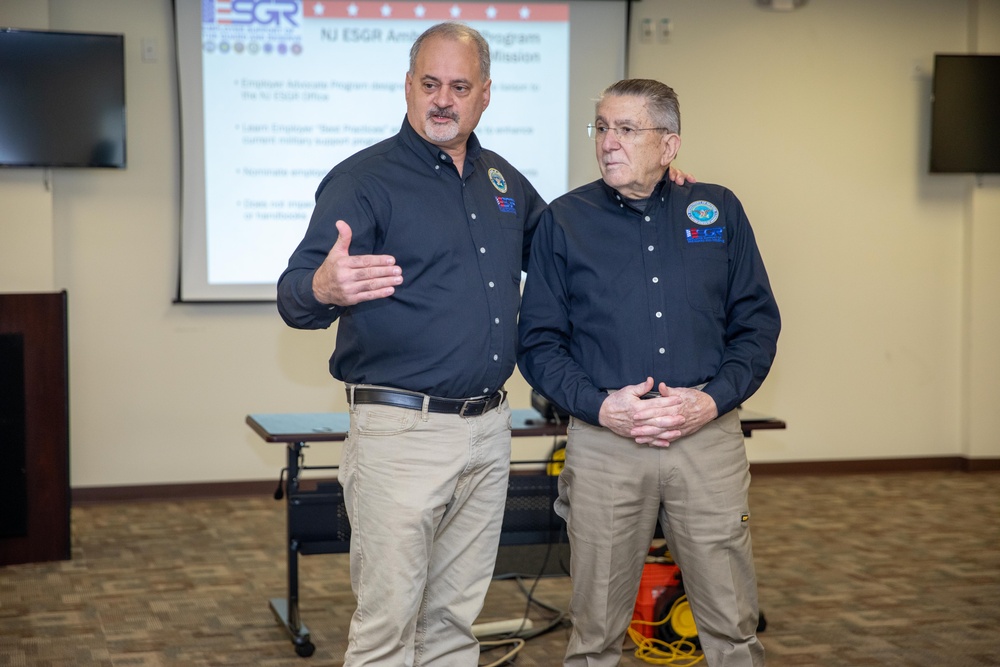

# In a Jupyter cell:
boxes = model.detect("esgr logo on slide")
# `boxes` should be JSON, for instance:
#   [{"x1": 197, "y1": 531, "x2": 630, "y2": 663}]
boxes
[{"x1": 208, "y1": 0, "x2": 300, "y2": 26}]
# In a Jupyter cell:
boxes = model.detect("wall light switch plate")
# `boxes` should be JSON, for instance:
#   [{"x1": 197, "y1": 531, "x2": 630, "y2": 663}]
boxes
[
  {"x1": 658, "y1": 18, "x2": 672, "y2": 42},
  {"x1": 141, "y1": 38, "x2": 157, "y2": 63},
  {"x1": 640, "y1": 18, "x2": 654, "y2": 43}
]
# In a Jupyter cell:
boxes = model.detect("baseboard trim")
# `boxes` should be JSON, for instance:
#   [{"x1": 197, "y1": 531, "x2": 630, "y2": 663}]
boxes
[
  {"x1": 72, "y1": 480, "x2": 277, "y2": 505},
  {"x1": 965, "y1": 458, "x2": 1000, "y2": 472},
  {"x1": 749, "y1": 456, "x2": 1000, "y2": 475},
  {"x1": 70, "y1": 457, "x2": 1000, "y2": 504}
]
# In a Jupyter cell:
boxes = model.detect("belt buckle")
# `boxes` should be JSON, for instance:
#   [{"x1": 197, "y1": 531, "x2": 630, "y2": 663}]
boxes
[
  {"x1": 459, "y1": 399, "x2": 478, "y2": 418},
  {"x1": 459, "y1": 390, "x2": 504, "y2": 417}
]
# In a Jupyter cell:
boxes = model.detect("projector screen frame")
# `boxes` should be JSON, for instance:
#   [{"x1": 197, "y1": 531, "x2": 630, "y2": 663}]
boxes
[{"x1": 173, "y1": 0, "x2": 630, "y2": 303}]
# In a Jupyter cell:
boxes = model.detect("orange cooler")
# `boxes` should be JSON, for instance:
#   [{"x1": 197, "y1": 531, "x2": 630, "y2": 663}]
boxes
[{"x1": 631, "y1": 562, "x2": 682, "y2": 639}]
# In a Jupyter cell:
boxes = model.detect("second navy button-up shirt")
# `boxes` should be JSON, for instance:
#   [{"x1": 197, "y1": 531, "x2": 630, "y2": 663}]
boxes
[{"x1": 517, "y1": 176, "x2": 780, "y2": 425}]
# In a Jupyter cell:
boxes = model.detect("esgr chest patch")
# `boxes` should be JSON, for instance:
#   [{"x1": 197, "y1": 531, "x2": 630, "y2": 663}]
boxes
[
  {"x1": 686, "y1": 227, "x2": 724, "y2": 243},
  {"x1": 495, "y1": 196, "x2": 517, "y2": 214}
]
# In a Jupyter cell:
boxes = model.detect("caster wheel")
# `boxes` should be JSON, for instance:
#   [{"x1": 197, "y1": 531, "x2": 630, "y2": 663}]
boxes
[{"x1": 295, "y1": 641, "x2": 315, "y2": 658}]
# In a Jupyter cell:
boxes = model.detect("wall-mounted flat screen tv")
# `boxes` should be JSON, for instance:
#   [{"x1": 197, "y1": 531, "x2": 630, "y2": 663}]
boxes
[
  {"x1": 0, "y1": 28, "x2": 126, "y2": 168},
  {"x1": 929, "y1": 54, "x2": 1000, "y2": 174}
]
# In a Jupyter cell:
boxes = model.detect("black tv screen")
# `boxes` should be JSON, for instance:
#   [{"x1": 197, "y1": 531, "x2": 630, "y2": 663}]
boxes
[
  {"x1": 0, "y1": 28, "x2": 126, "y2": 169},
  {"x1": 929, "y1": 54, "x2": 1000, "y2": 174}
]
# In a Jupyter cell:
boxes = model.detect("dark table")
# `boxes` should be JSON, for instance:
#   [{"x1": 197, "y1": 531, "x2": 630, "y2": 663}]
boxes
[{"x1": 247, "y1": 407, "x2": 785, "y2": 657}]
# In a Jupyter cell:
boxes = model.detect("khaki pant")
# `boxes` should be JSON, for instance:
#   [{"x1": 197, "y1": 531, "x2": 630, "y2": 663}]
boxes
[
  {"x1": 340, "y1": 399, "x2": 512, "y2": 666},
  {"x1": 558, "y1": 409, "x2": 765, "y2": 667}
]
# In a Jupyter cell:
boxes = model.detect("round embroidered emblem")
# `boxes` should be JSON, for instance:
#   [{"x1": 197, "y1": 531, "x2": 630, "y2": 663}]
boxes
[
  {"x1": 686, "y1": 200, "x2": 720, "y2": 225},
  {"x1": 488, "y1": 168, "x2": 508, "y2": 194}
]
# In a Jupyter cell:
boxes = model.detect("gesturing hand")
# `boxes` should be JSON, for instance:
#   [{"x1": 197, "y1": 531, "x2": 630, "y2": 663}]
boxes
[{"x1": 311, "y1": 220, "x2": 403, "y2": 306}]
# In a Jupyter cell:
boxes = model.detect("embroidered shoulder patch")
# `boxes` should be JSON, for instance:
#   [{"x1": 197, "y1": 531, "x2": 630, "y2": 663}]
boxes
[
  {"x1": 488, "y1": 168, "x2": 508, "y2": 193},
  {"x1": 686, "y1": 200, "x2": 720, "y2": 225}
]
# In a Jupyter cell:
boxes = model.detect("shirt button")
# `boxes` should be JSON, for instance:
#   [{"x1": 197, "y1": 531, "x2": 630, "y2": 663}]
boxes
[
  {"x1": 494, "y1": 318, "x2": 500, "y2": 324},
  {"x1": 489, "y1": 281, "x2": 495, "y2": 288},
  {"x1": 493, "y1": 354, "x2": 499, "y2": 361},
  {"x1": 471, "y1": 213, "x2": 477, "y2": 220},
  {"x1": 645, "y1": 216, "x2": 651, "y2": 222},
  {"x1": 439, "y1": 153, "x2": 447, "y2": 160},
  {"x1": 483, "y1": 387, "x2": 490, "y2": 393},
  {"x1": 652, "y1": 277, "x2": 659, "y2": 283},
  {"x1": 656, "y1": 311, "x2": 662, "y2": 318},
  {"x1": 434, "y1": 165, "x2": 440, "y2": 170},
  {"x1": 648, "y1": 245, "x2": 654, "y2": 251},
  {"x1": 480, "y1": 247, "x2": 486, "y2": 254},
  {"x1": 659, "y1": 347, "x2": 666, "y2": 354}
]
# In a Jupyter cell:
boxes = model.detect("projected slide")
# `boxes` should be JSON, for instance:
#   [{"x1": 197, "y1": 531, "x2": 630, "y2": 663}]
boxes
[{"x1": 177, "y1": 0, "x2": 625, "y2": 301}]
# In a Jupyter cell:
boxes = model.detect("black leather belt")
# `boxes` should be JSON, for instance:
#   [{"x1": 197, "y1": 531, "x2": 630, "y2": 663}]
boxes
[
  {"x1": 348, "y1": 386, "x2": 506, "y2": 417},
  {"x1": 603, "y1": 390, "x2": 661, "y2": 399}
]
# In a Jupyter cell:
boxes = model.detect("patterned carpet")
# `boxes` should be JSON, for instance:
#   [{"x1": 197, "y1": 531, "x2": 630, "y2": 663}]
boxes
[{"x1": 1, "y1": 470, "x2": 998, "y2": 666}]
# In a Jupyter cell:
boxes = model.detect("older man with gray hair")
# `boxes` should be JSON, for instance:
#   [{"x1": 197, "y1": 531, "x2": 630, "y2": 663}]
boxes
[{"x1": 518, "y1": 78, "x2": 780, "y2": 666}]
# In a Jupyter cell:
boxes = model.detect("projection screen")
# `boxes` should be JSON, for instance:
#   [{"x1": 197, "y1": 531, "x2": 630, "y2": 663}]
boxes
[{"x1": 174, "y1": 0, "x2": 628, "y2": 302}]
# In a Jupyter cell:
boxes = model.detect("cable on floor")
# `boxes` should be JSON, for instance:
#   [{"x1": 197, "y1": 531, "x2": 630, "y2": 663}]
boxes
[
  {"x1": 627, "y1": 594, "x2": 705, "y2": 666},
  {"x1": 478, "y1": 637, "x2": 526, "y2": 666},
  {"x1": 477, "y1": 436, "x2": 572, "y2": 661}
]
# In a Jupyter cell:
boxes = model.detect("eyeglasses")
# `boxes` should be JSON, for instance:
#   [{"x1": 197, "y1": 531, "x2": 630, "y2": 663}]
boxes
[{"x1": 587, "y1": 124, "x2": 670, "y2": 143}]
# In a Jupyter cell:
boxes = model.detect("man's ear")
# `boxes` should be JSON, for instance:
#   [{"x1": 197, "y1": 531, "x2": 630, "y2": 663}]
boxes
[
  {"x1": 481, "y1": 78, "x2": 492, "y2": 112},
  {"x1": 661, "y1": 133, "x2": 682, "y2": 167},
  {"x1": 660, "y1": 133, "x2": 681, "y2": 167}
]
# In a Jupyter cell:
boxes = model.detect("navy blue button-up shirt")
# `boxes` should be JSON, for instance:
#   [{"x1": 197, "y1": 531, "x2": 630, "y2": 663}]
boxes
[
  {"x1": 517, "y1": 177, "x2": 780, "y2": 425},
  {"x1": 278, "y1": 117, "x2": 545, "y2": 399}
]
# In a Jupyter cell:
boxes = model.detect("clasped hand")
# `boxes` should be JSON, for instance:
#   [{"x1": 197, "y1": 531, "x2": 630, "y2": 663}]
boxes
[
  {"x1": 312, "y1": 220, "x2": 403, "y2": 306},
  {"x1": 598, "y1": 377, "x2": 718, "y2": 447}
]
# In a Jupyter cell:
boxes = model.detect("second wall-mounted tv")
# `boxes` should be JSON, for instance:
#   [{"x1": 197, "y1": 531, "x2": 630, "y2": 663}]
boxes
[
  {"x1": 929, "y1": 54, "x2": 1000, "y2": 174},
  {"x1": 0, "y1": 28, "x2": 126, "y2": 169}
]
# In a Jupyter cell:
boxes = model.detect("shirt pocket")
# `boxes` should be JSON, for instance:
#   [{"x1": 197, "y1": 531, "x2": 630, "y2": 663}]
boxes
[
  {"x1": 681, "y1": 247, "x2": 729, "y2": 315},
  {"x1": 497, "y1": 215, "x2": 525, "y2": 281}
]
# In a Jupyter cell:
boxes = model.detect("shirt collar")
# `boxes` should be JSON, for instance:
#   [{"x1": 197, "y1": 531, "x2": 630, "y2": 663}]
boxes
[{"x1": 600, "y1": 172, "x2": 671, "y2": 212}]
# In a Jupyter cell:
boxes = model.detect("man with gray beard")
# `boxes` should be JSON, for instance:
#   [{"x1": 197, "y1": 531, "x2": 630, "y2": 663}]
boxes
[{"x1": 277, "y1": 22, "x2": 541, "y2": 666}]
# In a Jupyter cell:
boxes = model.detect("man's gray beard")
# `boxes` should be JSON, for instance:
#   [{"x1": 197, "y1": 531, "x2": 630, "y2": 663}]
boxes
[{"x1": 424, "y1": 119, "x2": 459, "y2": 144}]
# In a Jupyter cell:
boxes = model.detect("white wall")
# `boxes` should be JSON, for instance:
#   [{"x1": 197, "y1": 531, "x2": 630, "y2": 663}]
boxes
[
  {"x1": 965, "y1": 0, "x2": 1000, "y2": 461},
  {"x1": 0, "y1": 0, "x2": 997, "y2": 490},
  {"x1": 626, "y1": 0, "x2": 1000, "y2": 463}
]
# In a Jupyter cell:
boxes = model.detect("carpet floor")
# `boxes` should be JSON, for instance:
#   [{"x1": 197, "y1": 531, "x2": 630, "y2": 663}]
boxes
[{"x1": 1, "y1": 470, "x2": 998, "y2": 666}]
